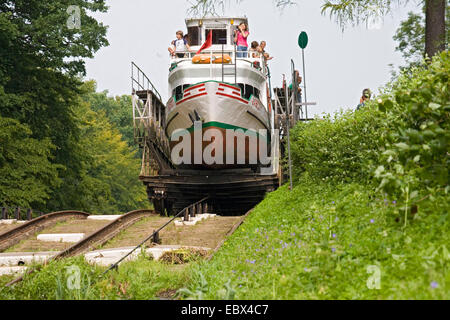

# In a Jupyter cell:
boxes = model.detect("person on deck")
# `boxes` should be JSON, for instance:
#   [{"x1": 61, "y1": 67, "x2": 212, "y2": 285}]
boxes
[
  {"x1": 234, "y1": 22, "x2": 249, "y2": 58},
  {"x1": 357, "y1": 88, "x2": 372, "y2": 110},
  {"x1": 289, "y1": 70, "x2": 303, "y2": 104},
  {"x1": 250, "y1": 41, "x2": 261, "y2": 58},
  {"x1": 168, "y1": 30, "x2": 190, "y2": 58},
  {"x1": 258, "y1": 41, "x2": 273, "y2": 62}
]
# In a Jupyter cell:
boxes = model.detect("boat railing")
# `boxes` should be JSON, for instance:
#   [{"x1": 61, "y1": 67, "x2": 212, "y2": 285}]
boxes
[{"x1": 169, "y1": 49, "x2": 268, "y2": 75}]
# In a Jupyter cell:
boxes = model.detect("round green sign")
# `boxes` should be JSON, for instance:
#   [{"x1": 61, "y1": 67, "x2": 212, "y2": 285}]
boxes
[{"x1": 298, "y1": 31, "x2": 308, "y2": 49}]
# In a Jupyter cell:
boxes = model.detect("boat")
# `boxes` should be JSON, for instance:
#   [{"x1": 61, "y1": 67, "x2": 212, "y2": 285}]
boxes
[
  {"x1": 165, "y1": 16, "x2": 272, "y2": 168},
  {"x1": 131, "y1": 16, "x2": 280, "y2": 215}
]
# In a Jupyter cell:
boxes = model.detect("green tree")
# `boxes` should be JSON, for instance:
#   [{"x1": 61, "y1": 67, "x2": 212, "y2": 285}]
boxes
[
  {"x1": 0, "y1": 117, "x2": 61, "y2": 207},
  {"x1": 0, "y1": 1, "x2": 109, "y2": 211},
  {"x1": 393, "y1": 9, "x2": 449, "y2": 66},
  {"x1": 394, "y1": 12, "x2": 426, "y2": 65},
  {"x1": 322, "y1": 0, "x2": 447, "y2": 58},
  {"x1": 48, "y1": 82, "x2": 147, "y2": 214},
  {"x1": 85, "y1": 87, "x2": 135, "y2": 148}
]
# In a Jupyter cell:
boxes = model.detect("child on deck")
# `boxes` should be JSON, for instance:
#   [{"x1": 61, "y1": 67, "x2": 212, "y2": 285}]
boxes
[{"x1": 168, "y1": 31, "x2": 190, "y2": 58}]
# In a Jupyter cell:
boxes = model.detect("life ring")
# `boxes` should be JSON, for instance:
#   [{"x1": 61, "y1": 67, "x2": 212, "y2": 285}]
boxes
[{"x1": 192, "y1": 54, "x2": 232, "y2": 64}]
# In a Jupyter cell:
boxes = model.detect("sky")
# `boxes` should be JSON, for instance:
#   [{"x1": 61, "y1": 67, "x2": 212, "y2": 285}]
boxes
[{"x1": 84, "y1": 0, "x2": 422, "y2": 116}]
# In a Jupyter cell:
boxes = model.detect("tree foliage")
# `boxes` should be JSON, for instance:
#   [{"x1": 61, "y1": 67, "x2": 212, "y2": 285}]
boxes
[
  {"x1": 85, "y1": 89, "x2": 135, "y2": 148},
  {"x1": 394, "y1": 12, "x2": 426, "y2": 65},
  {"x1": 46, "y1": 82, "x2": 148, "y2": 214},
  {"x1": 375, "y1": 51, "x2": 449, "y2": 200},
  {"x1": 290, "y1": 51, "x2": 449, "y2": 205},
  {"x1": 393, "y1": 9, "x2": 449, "y2": 66},
  {"x1": 321, "y1": 0, "x2": 409, "y2": 29},
  {"x1": 0, "y1": 117, "x2": 61, "y2": 207},
  {"x1": 0, "y1": 2, "x2": 148, "y2": 213}
]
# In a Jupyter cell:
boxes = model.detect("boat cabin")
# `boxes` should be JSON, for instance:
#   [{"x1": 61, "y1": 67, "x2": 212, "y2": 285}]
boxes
[{"x1": 168, "y1": 16, "x2": 269, "y2": 111}]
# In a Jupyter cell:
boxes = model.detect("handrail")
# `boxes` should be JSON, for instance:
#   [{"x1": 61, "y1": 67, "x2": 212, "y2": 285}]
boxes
[
  {"x1": 101, "y1": 196, "x2": 210, "y2": 275},
  {"x1": 131, "y1": 62, "x2": 162, "y2": 102},
  {"x1": 169, "y1": 50, "x2": 267, "y2": 75}
]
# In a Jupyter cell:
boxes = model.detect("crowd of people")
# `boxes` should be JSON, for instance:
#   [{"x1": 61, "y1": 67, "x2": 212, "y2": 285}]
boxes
[{"x1": 167, "y1": 22, "x2": 273, "y2": 63}]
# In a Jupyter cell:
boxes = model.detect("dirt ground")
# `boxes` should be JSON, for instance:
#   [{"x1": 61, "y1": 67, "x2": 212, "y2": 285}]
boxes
[
  {"x1": 6, "y1": 218, "x2": 110, "y2": 253},
  {"x1": 0, "y1": 223, "x2": 22, "y2": 234},
  {"x1": 103, "y1": 215, "x2": 241, "y2": 250}
]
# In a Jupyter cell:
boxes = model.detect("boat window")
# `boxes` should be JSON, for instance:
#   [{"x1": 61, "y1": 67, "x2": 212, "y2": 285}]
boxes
[
  {"x1": 173, "y1": 84, "x2": 192, "y2": 102},
  {"x1": 187, "y1": 27, "x2": 200, "y2": 46},
  {"x1": 205, "y1": 29, "x2": 227, "y2": 45},
  {"x1": 237, "y1": 83, "x2": 245, "y2": 96},
  {"x1": 244, "y1": 84, "x2": 260, "y2": 100},
  {"x1": 237, "y1": 84, "x2": 260, "y2": 100},
  {"x1": 254, "y1": 88, "x2": 260, "y2": 99},
  {"x1": 173, "y1": 86, "x2": 183, "y2": 102}
]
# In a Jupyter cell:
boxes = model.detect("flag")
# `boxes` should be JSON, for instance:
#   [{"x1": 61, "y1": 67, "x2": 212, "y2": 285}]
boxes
[{"x1": 197, "y1": 30, "x2": 213, "y2": 54}]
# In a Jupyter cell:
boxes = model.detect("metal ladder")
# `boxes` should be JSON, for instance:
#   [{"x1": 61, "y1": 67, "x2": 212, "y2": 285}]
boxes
[{"x1": 221, "y1": 43, "x2": 237, "y2": 84}]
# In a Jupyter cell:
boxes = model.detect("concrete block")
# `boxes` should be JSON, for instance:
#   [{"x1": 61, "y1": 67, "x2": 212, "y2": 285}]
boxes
[
  {"x1": 87, "y1": 215, "x2": 121, "y2": 221},
  {"x1": 84, "y1": 245, "x2": 211, "y2": 266},
  {"x1": 0, "y1": 266, "x2": 27, "y2": 276},
  {"x1": 37, "y1": 233, "x2": 85, "y2": 243},
  {"x1": 0, "y1": 219, "x2": 17, "y2": 225},
  {"x1": 0, "y1": 252, "x2": 54, "y2": 267}
]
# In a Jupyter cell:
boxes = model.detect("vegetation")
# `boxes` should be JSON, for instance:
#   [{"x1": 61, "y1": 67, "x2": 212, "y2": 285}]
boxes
[
  {"x1": 0, "y1": 256, "x2": 192, "y2": 300},
  {"x1": 0, "y1": 0, "x2": 447, "y2": 300},
  {"x1": 393, "y1": 9, "x2": 450, "y2": 68},
  {"x1": 0, "y1": 1, "x2": 147, "y2": 214},
  {"x1": 180, "y1": 52, "x2": 449, "y2": 299}
]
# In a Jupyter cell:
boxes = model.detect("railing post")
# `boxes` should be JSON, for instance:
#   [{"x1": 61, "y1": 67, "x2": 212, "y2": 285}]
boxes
[
  {"x1": 184, "y1": 208, "x2": 189, "y2": 221},
  {"x1": 190, "y1": 205, "x2": 195, "y2": 218},
  {"x1": 1, "y1": 207, "x2": 6, "y2": 220},
  {"x1": 15, "y1": 207, "x2": 21, "y2": 220},
  {"x1": 198, "y1": 203, "x2": 202, "y2": 215},
  {"x1": 27, "y1": 208, "x2": 32, "y2": 220},
  {"x1": 152, "y1": 230, "x2": 161, "y2": 244}
]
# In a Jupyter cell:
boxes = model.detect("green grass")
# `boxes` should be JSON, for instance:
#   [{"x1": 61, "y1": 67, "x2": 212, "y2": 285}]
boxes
[
  {"x1": 1, "y1": 179, "x2": 448, "y2": 300},
  {"x1": 181, "y1": 179, "x2": 449, "y2": 299},
  {"x1": 0, "y1": 255, "x2": 193, "y2": 300}
]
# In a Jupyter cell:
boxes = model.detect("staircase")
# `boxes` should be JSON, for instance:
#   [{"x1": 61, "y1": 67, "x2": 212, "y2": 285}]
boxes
[{"x1": 131, "y1": 62, "x2": 173, "y2": 175}]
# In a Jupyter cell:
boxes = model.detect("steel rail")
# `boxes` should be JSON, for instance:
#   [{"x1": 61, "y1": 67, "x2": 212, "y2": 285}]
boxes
[
  {"x1": 0, "y1": 211, "x2": 90, "y2": 252},
  {"x1": 4, "y1": 209, "x2": 154, "y2": 287},
  {"x1": 102, "y1": 196, "x2": 209, "y2": 275}
]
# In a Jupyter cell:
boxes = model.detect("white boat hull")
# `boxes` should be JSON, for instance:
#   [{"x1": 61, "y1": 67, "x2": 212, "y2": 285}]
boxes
[{"x1": 165, "y1": 81, "x2": 270, "y2": 168}]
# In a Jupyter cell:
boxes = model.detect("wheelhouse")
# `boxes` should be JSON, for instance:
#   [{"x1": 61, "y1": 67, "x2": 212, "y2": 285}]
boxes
[{"x1": 168, "y1": 17, "x2": 269, "y2": 111}]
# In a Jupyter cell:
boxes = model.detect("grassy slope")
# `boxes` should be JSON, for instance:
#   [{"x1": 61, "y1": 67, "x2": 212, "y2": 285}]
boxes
[
  {"x1": 183, "y1": 180, "x2": 449, "y2": 299},
  {"x1": 0, "y1": 180, "x2": 447, "y2": 300},
  {"x1": 0, "y1": 255, "x2": 194, "y2": 300}
]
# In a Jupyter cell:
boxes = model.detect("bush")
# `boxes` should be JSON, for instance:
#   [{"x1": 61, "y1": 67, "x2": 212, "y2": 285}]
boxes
[
  {"x1": 375, "y1": 51, "x2": 449, "y2": 201},
  {"x1": 290, "y1": 107, "x2": 389, "y2": 184},
  {"x1": 289, "y1": 51, "x2": 449, "y2": 204}
]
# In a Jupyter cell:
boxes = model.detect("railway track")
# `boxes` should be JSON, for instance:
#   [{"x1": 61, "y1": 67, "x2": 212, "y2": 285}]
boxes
[
  {"x1": 4, "y1": 197, "x2": 252, "y2": 291},
  {"x1": 5, "y1": 209, "x2": 155, "y2": 287},
  {"x1": 0, "y1": 211, "x2": 90, "y2": 252},
  {"x1": 53, "y1": 209, "x2": 155, "y2": 259}
]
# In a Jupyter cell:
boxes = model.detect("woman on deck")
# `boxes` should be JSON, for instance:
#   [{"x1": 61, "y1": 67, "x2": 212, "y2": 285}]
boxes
[{"x1": 234, "y1": 22, "x2": 249, "y2": 58}]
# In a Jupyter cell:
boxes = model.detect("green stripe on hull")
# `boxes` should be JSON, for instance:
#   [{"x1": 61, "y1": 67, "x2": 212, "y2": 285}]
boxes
[{"x1": 170, "y1": 121, "x2": 269, "y2": 141}]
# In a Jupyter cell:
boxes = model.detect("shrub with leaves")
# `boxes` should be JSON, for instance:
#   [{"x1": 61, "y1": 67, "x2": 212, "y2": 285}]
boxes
[
  {"x1": 375, "y1": 51, "x2": 449, "y2": 202},
  {"x1": 290, "y1": 107, "x2": 389, "y2": 184}
]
